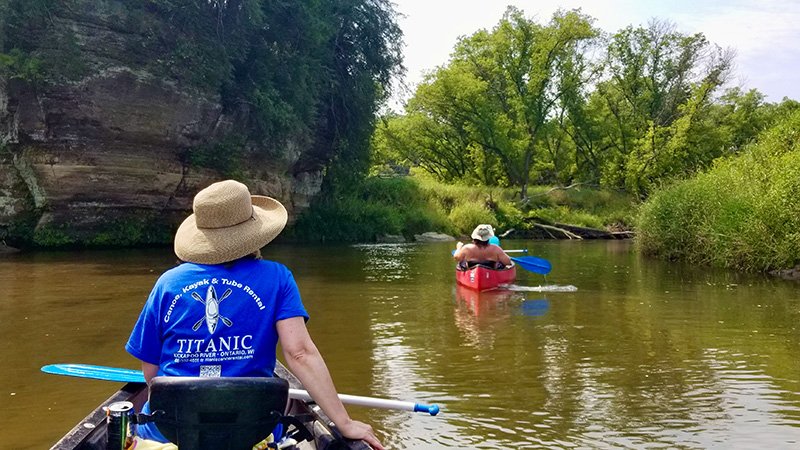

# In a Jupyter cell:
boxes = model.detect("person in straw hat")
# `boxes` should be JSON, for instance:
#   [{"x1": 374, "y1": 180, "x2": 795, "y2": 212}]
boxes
[
  {"x1": 453, "y1": 224, "x2": 512, "y2": 270},
  {"x1": 126, "y1": 180, "x2": 384, "y2": 449}
]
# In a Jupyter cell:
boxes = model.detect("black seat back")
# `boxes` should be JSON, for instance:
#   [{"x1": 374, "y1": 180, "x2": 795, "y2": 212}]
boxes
[{"x1": 149, "y1": 376, "x2": 289, "y2": 450}]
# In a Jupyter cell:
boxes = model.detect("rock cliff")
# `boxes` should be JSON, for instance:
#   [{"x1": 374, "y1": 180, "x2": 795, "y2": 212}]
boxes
[{"x1": 0, "y1": 4, "x2": 323, "y2": 248}]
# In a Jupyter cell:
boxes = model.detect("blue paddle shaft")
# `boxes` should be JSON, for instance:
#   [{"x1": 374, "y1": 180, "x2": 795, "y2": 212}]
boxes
[
  {"x1": 41, "y1": 364, "x2": 441, "y2": 415},
  {"x1": 42, "y1": 364, "x2": 145, "y2": 383}
]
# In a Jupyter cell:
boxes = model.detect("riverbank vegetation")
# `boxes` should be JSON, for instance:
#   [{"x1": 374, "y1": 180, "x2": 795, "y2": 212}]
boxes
[
  {"x1": 290, "y1": 170, "x2": 636, "y2": 242},
  {"x1": 637, "y1": 109, "x2": 800, "y2": 271}
]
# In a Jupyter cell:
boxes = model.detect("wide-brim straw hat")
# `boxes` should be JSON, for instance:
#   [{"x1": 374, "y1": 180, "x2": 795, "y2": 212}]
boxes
[
  {"x1": 174, "y1": 180, "x2": 288, "y2": 264},
  {"x1": 471, "y1": 224, "x2": 494, "y2": 241}
]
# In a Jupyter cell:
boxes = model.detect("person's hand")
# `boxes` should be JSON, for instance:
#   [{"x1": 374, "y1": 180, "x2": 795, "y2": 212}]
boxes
[{"x1": 337, "y1": 419, "x2": 385, "y2": 450}]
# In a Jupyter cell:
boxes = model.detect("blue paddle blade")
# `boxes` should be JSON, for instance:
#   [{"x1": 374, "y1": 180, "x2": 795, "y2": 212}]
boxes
[
  {"x1": 510, "y1": 256, "x2": 552, "y2": 275},
  {"x1": 41, "y1": 364, "x2": 145, "y2": 383}
]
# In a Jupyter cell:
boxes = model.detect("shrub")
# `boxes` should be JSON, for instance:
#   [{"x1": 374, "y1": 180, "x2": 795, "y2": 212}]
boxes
[
  {"x1": 447, "y1": 203, "x2": 497, "y2": 236},
  {"x1": 637, "y1": 109, "x2": 800, "y2": 271},
  {"x1": 292, "y1": 173, "x2": 636, "y2": 242}
]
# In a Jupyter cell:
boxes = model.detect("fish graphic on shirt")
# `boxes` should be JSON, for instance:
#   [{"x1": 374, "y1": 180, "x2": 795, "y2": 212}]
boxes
[{"x1": 191, "y1": 285, "x2": 233, "y2": 334}]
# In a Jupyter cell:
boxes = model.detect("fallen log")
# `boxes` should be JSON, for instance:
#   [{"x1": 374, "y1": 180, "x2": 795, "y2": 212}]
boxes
[
  {"x1": 517, "y1": 219, "x2": 634, "y2": 240},
  {"x1": 536, "y1": 223, "x2": 583, "y2": 239}
]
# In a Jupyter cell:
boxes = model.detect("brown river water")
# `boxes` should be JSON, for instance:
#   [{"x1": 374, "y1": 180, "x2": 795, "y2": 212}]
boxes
[{"x1": 1, "y1": 240, "x2": 799, "y2": 449}]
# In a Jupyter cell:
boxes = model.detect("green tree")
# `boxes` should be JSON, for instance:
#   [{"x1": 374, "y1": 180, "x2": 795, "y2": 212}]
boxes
[
  {"x1": 305, "y1": 0, "x2": 404, "y2": 184},
  {"x1": 704, "y1": 88, "x2": 800, "y2": 156},
  {"x1": 390, "y1": 8, "x2": 599, "y2": 200},
  {"x1": 592, "y1": 19, "x2": 734, "y2": 196},
  {"x1": 374, "y1": 111, "x2": 473, "y2": 180}
]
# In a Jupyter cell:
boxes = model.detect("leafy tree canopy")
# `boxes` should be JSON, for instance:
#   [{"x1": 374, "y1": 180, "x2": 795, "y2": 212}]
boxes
[{"x1": 376, "y1": 11, "x2": 793, "y2": 202}]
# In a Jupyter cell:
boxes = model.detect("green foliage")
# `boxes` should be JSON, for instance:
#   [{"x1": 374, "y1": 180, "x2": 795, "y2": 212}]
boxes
[
  {"x1": 0, "y1": 0, "x2": 87, "y2": 83},
  {"x1": 292, "y1": 172, "x2": 635, "y2": 242},
  {"x1": 526, "y1": 185, "x2": 637, "y2": 228},
  {"x1": 591, "y1": 20, "x2": 734, "y2": 197},
  {"x1": 637, "y1": 109, "x2": 800, "y2": 271},
  {"x1": 532, "y1": 206, "x2": 603, "y2": 229},
  {"x1": 377, "y1": 14, "x2": 782, "y2": 203},
  {"x1": 31, "y1": 213, "x2": 172, "y2": 248},
  {"x1": 5, "y1": 209, "x2": 39, "y2": 247},
  {"x1": 493, "y1": 201, "x2": 526, "y2": 232},
  {"x1": 89, "y1": 214, "x2": 174, "y2": 247},
  {"x1": 33, "y1": 225, "x2": 76, "y2": 247},
  {"x1": 186, "y1": 136, "x2": 247, "y2": 179},
  {"x1": 0, "y1": 49, "x2": 44, "y2": 83},
  {"x1": 447, "y1": 203, "x2": 497, "y2": 236},
  {"x1": 291, "y1": 176, "x2": 450, "y2": 242},
  {"x1": 384, "y1": 8, "x2": 600, "y2": 199},
  {"x1": 3, "y1": 0, "x2": 403, "y2": 183}
]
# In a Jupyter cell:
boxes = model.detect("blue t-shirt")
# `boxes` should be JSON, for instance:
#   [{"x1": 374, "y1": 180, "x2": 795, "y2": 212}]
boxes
[{"x1": 126, "y1": 258, "x2": 308, "y2": 441}]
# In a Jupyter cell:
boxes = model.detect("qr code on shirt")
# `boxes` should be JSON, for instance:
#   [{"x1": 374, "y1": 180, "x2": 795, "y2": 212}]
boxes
[{"x1": 199, "y1": 365, "x2": 221, "y2": 377}]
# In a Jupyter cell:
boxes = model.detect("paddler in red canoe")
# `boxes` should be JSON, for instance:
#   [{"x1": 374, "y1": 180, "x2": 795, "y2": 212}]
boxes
[{"x1": 453, "y1": 224, "x2": 512, "y2": 270}]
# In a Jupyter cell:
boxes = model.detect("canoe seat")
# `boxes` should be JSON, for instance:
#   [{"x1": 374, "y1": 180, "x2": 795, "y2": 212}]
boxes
[
  {"x1": 147, "y1": 376, "x2": 299, "y2": 450},
  {"x1": 457, "y1": 260, "x2": 507, "y2": 270}
]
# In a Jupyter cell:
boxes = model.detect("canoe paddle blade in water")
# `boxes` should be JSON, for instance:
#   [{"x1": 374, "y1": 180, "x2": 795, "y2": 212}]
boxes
[{"x1": 509, "y1": 256, "x2": 552, "y2": 274}]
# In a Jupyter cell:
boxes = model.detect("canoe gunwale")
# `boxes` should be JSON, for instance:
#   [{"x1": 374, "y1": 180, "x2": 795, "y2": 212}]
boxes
[
  {"x1": 51, "y1": 381, "x2": 147, "y2": 449},
  {"x1": 275, "y1": 364, "x2": 371, "y2": 450}
]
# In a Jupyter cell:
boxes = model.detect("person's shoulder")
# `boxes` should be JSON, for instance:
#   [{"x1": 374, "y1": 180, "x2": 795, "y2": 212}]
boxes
[
  {"x1": 492, "y1": 245, "x2": 508, "y2": 255},
  {"x1": 147, "y1": 263, "x2": 203, "y2": 293},
  {"x1": 457, "y1": 243, "x2": 475, "y2": 254},
  {"x1": 155, "y1": 262, "x2": 194, "y2": 281},
  {"x1": 249, "y1": 259, "x2": 292, "y2": 274}
]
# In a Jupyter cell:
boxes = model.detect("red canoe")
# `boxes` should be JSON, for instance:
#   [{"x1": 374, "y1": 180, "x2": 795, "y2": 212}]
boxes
[{"x1": 456, "y1": 263, "x2": 516, "y2": 291}]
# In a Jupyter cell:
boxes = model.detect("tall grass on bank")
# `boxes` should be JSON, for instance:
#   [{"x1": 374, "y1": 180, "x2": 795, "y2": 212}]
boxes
[
  {"x1": 292, "y1": 170, "x2": 637, "y2": 242},
  {"x1": 637, "y1": 110, "x2": 800, "y2": 271},
  {"x1": 526, "y1": 185, "x2": 636, "y2": 230},
  {"x1": 289, "y1": 176, "x2": 451, "y2": 242}
]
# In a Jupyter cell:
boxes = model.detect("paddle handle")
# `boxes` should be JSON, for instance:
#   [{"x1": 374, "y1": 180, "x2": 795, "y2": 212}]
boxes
[{"x1": 289, "y1": 388, "x2": 440, "y2": 416}]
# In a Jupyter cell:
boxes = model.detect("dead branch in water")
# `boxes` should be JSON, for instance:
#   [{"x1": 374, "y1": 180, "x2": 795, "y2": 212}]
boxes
[
  {"x1": 534, "y1": 223, "x2": 583, "y2": 239},
  {"x1": 530, "y1": 182, "x2": 598, "y2": 198}
]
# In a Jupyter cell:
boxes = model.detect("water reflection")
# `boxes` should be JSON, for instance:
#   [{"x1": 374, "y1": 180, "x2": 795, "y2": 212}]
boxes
[
  {"x1": 352, "y1": 243, "x2": 416, "y2": 282},
  {"x1": 452, "y1": 284, "x2": 525, "y2": 354},
  {"x1": 519, "y1": 298, "x2": 550, "y2": 316},
  {"x1": 454, "y1": 284, "x2": 522, "y2": 317}
]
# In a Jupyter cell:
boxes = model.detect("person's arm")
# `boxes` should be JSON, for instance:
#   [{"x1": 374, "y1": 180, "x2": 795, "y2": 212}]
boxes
[
  {"x1": 277, "y1": 317, "x2": 384, "y2": 450},
  {"x1": 495, "y1": 246, "x2": 512, "y2": 266},
  {"x1": 453, "y1": 241, "x2": 465, "y2": 260},
  {"x1": 141, "y1": 361, "x2": 159, "y2": 384}
]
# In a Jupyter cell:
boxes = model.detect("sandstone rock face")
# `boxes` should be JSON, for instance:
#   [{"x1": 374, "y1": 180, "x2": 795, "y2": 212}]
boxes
[{"x1": 0, "y1": 8, "x2": 323, "y2": 248}]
